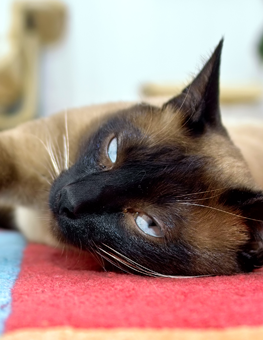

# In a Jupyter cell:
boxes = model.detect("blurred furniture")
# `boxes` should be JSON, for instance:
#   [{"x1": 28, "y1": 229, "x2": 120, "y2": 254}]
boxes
[
  {"x1": 0, "y1": 0, "x2": 66, "y2": 130},
  {"x1": 142, "y1": 83, "x2": 263, "y2": 105}
]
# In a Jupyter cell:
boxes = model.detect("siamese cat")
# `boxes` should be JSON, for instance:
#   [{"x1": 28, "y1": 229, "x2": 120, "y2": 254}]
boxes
[{"x1": 1, "y1": 40, "x2": 263, "y2": 277}]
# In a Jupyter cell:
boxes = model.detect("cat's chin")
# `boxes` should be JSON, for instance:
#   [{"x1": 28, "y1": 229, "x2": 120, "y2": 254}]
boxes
[
  {"x1": 50, "y1": 215, "x2": 74, "y2": 247},
  {"x1": 50, "y1": 212, "x2": 93, "y2": 251}
]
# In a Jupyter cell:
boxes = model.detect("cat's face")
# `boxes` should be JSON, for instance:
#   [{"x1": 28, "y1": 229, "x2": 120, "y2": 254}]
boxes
[{"x1": 49, "y1": 40, "x2": 263, "y2": 276}]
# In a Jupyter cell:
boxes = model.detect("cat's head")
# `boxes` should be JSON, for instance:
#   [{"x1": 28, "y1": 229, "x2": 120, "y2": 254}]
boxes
[{"x1": 49, "y1": 40, "x2": 263, "y2": 276}]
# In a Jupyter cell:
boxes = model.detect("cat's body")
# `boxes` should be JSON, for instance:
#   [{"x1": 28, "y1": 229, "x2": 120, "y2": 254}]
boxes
[
  {"x1": 226, "y1": 121, "x2": 263, "y2": 189},
  {"x1": 1, "y1": 40, "x2": 263, "y2": 276},
  {"x1": 7, "y1": 106, "x2": 263, "y2": 245}
]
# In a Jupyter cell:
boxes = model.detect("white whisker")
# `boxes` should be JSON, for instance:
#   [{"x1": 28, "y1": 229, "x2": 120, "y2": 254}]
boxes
[
  {"x1": 174, "y1": 187, "x2": 227, "y2": 199},
  {"x1": 176, "y1": 192, "x2": 225, "y2": 202},
  {"x1": 63, "y1": 136, "x2": 68, "y2": 170},
  {"x1": 95, "y1": 249, "x2": 134, "y2": 275},
  {"x1": 90, "y1": 241, "x2": 107, "y2": 271},
  {"x1": 64, "y1": 110, "x2": 70, "y2": 170},
  {"x1": 100, "y1": 244, "x2": 211, "y2": 278},
  {"x1": 47, "y1": 139, "x2": 60, "y2": 176},
  {"x1": 178, "y1": 202, "x2": 263, "y2": 223},
  {"x1": 26, "y1": 134, "x2": 59, "y2": 179},
  {"x1": 98, "y1": 247, "x2": 156, "y2": 276}
]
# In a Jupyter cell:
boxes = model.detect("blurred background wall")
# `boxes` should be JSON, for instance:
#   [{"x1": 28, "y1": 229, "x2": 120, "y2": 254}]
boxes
[{"x1": 0, "y1": 0, "x2": 263, "y2": 117}]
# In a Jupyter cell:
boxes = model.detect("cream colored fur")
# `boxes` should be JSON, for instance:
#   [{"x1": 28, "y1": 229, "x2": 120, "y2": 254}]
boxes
[{"x1": 15, "y1": 207, "x2": 58, "y2": 245}]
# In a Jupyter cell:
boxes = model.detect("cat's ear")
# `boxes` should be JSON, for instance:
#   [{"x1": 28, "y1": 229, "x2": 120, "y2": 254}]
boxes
[
  {"x1": 163, "y1": 39, "x2": 224, "y2": 133},
  {"x1": 224, "y1": 189, "x2": 263, "y2": 272},
  {"x1": 239, "y1": 192, "x2": 263, "y2": 271}
]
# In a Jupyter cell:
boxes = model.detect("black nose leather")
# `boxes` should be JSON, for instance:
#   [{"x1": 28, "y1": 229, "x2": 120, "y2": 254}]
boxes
[
  {"x1": 55, "y1": 175, "x2": 112, "y2": 217},
  {"x1": 57, "y1": 186, "x2": 75, "y2": 218}
]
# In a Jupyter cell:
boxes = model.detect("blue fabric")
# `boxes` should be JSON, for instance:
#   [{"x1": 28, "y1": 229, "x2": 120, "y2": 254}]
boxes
[{"x1": 0, "y1": 231, "x2": 26, "y2": 334}]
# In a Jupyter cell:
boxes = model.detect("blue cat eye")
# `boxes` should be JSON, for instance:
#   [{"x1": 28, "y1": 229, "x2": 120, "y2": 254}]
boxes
[
  {"x1": 135, "y1": 213, "x2": 164, "y2": 238},
  {"x1": 107, "y1": 137, "x2": 118, "y2": 163}
]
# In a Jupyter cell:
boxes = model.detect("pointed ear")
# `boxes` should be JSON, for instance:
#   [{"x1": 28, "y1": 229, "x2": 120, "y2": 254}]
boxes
[{"x1": 163, "y1": 39, "x2": 224, "y2": 133}]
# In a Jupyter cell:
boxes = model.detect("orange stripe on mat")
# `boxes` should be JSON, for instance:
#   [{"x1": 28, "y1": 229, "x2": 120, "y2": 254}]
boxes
[{"x1": 2, "y1": 327, "x2": 263, "y2": 340}]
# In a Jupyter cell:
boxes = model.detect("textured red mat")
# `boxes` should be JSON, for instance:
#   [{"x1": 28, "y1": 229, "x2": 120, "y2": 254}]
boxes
[{"x1": 5, "y1": 243, "x2": 263, "y2": 332}]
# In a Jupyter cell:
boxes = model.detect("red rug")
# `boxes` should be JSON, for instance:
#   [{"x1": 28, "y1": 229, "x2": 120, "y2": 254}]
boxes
[{"x1": 2, "y1": 233, "x2": 263, "y2": 339}]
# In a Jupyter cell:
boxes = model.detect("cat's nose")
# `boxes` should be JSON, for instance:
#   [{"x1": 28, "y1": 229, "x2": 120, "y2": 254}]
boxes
[{"x1": 57, "y1": 186, "x2": 76, "y2": 219}]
